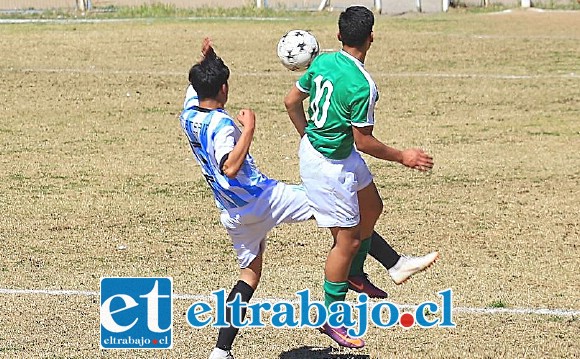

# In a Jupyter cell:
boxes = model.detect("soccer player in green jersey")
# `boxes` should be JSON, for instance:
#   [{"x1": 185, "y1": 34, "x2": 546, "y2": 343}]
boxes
[{"x1": 284, "y1": 6, "x2": 435, "y2": 348}]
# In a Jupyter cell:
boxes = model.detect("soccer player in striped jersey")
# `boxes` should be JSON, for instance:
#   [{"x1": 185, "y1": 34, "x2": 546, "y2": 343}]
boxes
[
  {"x1": 182, "y1": 39, "x2": 438, "y2": 357},
  {"x1": 284, "y1": 6, "x2": 437, "y2": 348},
  {"x1": 181, "y1": 50, "x2": 317, "y2": 359}
]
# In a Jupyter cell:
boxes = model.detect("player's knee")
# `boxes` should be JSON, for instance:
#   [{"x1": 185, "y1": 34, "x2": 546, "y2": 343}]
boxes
[
  {"x1": 345, "y1": 237, "x2": 362, "y2": 256},
  {"x1": 333, "y1": 239, "x2": 361, "y2": 257},
  {"x1": 240, "y1": 273, "x2": 261, "y2": 290},
  {"x1": 240, "y1": 263, "x2": 262, "y2": 290}
]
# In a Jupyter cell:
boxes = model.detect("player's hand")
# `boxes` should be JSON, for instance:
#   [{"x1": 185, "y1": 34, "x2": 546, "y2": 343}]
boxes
[
  {"x1": 401, "y1": 148, "x2": 434, "y2": 171},
  {"x1": 236, "y1": 109, "x2": 256, "y2": 130},
  {"x1": 200, "y1": 37, "x2": 214, "y2": 59}
]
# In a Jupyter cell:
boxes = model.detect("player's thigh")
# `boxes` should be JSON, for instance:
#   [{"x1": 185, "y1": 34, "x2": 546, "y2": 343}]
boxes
[
  {"x1": 301, "y1": 165, "x2": 359, "y2": 228},
  {"x1": 299, "y1": 137, "x2": 359, "y2": 228},
  {"x1": 221, "y1": 212, "x2": 269, "y2": 270},
  {"x1": 357, "y1": 181, "x2": 383, "y2": 239},
  {"x1": 346, "y1": 151, "x2": 382, "y2": 238},
  {"x1": 271, "y1": 183, "x2": 313, "y2": 225},
  {"x1": 240, "y1": 253, "x2": 263, "y2": 290}
]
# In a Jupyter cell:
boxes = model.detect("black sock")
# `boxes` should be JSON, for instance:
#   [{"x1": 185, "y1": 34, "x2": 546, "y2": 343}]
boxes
[
  {"x1": 368, "y1": 231, "x2": 400, "y2": 270},
  {"x1": 215, "y1": 280, "x2": 255, "y2": 351}
]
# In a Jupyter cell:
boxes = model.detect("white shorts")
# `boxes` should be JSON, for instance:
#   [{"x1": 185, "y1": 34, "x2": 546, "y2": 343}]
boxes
[
  {"x1": 220, "y1": 181, "x2": 313, "y2": 268},
  {"x1": 298, "y1": 135, "x2": 373, "y2": 228}
]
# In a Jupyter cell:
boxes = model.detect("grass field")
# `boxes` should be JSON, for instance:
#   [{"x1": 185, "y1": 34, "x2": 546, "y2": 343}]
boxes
[{"x1": 0, "y1": 7, "x2": 579, "y2": 358}]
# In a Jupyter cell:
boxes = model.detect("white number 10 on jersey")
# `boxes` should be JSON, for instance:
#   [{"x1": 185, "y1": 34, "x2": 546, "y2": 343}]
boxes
[{"x1": 309, "y1": 75, "x2": 333, "y2": 128}]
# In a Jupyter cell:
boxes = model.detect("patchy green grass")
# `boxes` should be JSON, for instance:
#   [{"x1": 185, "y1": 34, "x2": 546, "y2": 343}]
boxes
[{"x1": 489, "y1": 299, "x2": 507, "y2": 308}]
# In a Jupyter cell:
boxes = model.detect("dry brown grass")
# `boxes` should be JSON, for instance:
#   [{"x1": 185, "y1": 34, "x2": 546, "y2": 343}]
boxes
[{"x1": 0, "y1": 9, "x2": 579, "y2": 358}]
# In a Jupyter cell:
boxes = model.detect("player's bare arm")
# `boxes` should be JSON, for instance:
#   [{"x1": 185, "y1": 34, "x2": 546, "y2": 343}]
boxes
[
  {"x1": 221, "y1": 109, "x2": 256, "y2": 178},
  {"x1": 352, "y1": 125, "x2": 434, "y2": 171},
  {"x1": 284, "y1": 85, "x2": 309, "y2": 137}
]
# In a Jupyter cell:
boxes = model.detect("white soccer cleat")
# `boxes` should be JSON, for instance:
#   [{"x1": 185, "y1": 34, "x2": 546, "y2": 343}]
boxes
[
  {"x1": 388, "y1": 251, "x2": 439, "y2": 285},
  {"x1": 209, "y1": 348, "x2": 235, "y2": 359}
]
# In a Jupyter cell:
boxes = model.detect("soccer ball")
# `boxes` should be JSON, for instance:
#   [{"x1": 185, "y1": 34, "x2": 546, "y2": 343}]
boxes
[{"x1": 277, "y1": 29, "x2": 319, "y2": 71}]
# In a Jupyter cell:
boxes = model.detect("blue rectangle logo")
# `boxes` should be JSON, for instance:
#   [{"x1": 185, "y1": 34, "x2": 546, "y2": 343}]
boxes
[{"x1": 100, "y1": 277, "x2": 173, "y2": 349}]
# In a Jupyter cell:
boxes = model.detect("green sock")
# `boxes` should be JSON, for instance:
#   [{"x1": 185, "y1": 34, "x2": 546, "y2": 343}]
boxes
[
  {"x1": 323, "y1": 279, "x2": 349, "y2": 309},
  {"x1": 348, "y1": 237, "x2": 372, "y2": 277}
]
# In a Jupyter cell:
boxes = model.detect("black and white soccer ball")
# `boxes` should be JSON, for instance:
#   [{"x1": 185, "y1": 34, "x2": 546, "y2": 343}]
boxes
[{"x1": 277, "y1": 29, "x2": 319, "y2": 71}]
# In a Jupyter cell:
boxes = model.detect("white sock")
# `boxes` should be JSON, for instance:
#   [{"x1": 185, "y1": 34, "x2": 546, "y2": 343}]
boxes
[{"x1": 210, "y1": 348, "x2": 230, "y2": 358}]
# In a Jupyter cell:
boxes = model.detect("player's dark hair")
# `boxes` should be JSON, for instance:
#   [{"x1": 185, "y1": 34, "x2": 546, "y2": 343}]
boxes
[
  {"x1": 188, "y1": 52, "x2": 230, "y2": 100},
  {"x1": 338, "y1": 6, "x2": 374, "y2": 47}
]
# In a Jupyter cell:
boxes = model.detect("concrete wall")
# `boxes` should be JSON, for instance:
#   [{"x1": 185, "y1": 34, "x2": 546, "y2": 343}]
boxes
[
  {"x1": 0, "y1": 0, "x2": 75, "y2": 9},
  {"x1": 0, "y1": 0, "x2": 573, "y2": 11},
  {"x1": 0, "y1": 0, "x2": 429, "y2": 12}
]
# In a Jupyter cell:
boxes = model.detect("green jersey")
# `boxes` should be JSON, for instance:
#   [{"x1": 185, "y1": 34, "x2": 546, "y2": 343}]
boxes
[{"x1": 297, "y1": 50, "x2": 378, "y2": 160}]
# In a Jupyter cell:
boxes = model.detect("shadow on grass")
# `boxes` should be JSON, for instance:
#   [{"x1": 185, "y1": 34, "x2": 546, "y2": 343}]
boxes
[{"x1": 279, "y1": 346, "x2": 370, "y2": 359}]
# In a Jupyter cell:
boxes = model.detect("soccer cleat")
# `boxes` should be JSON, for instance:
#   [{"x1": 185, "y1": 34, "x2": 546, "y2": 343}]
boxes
[
  {"x1": 209, "y1": 348, "x2": 234, "y2": 359},
  {"x1": 348, "y1": 273, "x2": 388, "y2": 298},
  {"x1": 388, "y1": 251, "x2": 440, "y2": 285},
  {"x1": 319, "y1": 324, "x2": 365, "y2": 348}
]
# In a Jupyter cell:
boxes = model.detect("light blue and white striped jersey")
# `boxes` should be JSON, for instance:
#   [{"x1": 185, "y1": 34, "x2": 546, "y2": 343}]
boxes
[
  {"x1": 180, "y1": 88, "x2": 276, "y2": 210},
  {"x1": 183, "y1": 85, "x2": 199, "y2": 110}
]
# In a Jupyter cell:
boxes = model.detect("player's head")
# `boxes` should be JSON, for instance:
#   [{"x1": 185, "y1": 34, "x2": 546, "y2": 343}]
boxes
[
  {"x1": 338, "y1": 6, "x2": 374, "y2": 48},
  {"x1": 188, "y1": 52, "x2": 230, "y2": 102}
]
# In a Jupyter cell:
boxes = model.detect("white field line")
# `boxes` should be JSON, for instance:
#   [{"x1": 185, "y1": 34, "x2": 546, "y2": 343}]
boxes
[
  {"x1": 0, "y1": 18, "x2": 146, "y2": 24},
  {"x1": 2, "y1": 67, "x2": 579, "y2": 80},
  {"x1": 0, "y1": 17, "x2": 292, "y2": 24},
  {"x1": 1, "y1": 17, "x2": 578, "y2": 40},
  {"x1": 1, "y1": 287, "x2": 579, "y2": 317}
]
